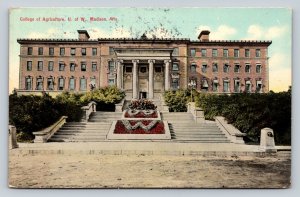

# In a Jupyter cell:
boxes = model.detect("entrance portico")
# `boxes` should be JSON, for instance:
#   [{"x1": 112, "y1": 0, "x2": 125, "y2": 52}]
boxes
[{"x1": 114, "y1": 48, "x2": 173, "y2": 100}]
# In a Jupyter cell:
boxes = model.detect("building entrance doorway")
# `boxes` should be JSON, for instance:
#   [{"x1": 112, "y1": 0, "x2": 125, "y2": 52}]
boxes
[{"x1": 139, "y1": 91, "x2": 147, "y2": 99}]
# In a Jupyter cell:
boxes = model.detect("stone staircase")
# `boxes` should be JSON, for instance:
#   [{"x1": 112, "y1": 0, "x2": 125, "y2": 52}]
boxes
[
  {"x1": 49, "y1": 111, "x2": 230, "y2": 143},
  {"x1": 161, "y1": 112, "x2": 230, "y2": 143},
  {"x1": 48, "y1": 112, "x2": 122, "y2": 142}
]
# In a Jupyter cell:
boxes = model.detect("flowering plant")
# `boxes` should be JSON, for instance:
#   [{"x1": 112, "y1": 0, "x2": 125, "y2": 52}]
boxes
[
  {"x1": 114, "y1": 120, "x2": 165, "y2": 134},
  {"x1": 128, "y1": 99, "x2": 157, "y2": 110}
]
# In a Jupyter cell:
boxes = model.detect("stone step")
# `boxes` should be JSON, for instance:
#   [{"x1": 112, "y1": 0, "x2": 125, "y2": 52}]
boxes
[
  {"x1": 173, "y1": 139, "x2": 229, "y2": 142},
  {"x1": 57, "y1": 130, "x2": 109, "y2": 134},
  {"x1": 51, "y1": 134, "x2": 107, "y2": 139}
]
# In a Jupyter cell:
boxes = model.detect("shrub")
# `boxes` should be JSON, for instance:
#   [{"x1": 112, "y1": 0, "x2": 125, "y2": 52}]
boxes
[
  {"x1": 9, "y1": 93, "x2": 60, "y2": 141},
  {"x1": 80, "y1": 86, "x2": 125, "y2": 111},
  {"x1": 196, "y1": 92, "x2": 291, "y2": 145},
  {"x1": 163, "y1": 89, "x2": 190, "y2": 112}
]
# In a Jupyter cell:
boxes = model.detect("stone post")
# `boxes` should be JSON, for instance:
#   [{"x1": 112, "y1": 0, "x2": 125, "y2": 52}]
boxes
[
  {"x1": 260, "y1": 128, "x2": 277, "y2": 153},
  {"x1": 116, "y1": 60, "x2": 123, "y2": 89},
  {"x1": 132, "y1": 60, "x2": 139, "y2": 99},
  {"x1": 164, "y1": 60, "x2": 171, "y2": 91},
  {"x1": 9, "y1": 125, "x2": 19, "y2": 149},
  {"x1": 148, "y1": 59, "x2": 155, "y2": 99}
]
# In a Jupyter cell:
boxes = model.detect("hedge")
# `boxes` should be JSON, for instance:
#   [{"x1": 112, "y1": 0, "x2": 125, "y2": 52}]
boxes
[
  {"x1": 9, "y1": 86, "x2": 125, "y2": 142},
  {"x1": 195, "y1": 91, "x2": 291, "y2": 145}
]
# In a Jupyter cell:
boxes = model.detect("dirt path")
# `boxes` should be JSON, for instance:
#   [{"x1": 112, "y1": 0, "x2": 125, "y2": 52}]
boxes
[{"x1": 8, "y1": 152, "x2": 290, "y2": 188}]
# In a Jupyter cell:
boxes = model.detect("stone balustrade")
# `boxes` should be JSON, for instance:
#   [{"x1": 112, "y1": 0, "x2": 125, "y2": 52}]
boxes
[
  {"x1": 33, "y1": 116, "x2": 68, "y2": 143},
  {"x1": 187, "y1": 102, "x2": 205, "y2": 123},
  {"x1": 215, "y1": 116, "x2": 246, "y2": 144},
  {"x1": 81, "y1": 101, "x2": 97, "y2": 122},
  {"x1": 8, "y1": 125, "x2": 19, "y2": 149}
]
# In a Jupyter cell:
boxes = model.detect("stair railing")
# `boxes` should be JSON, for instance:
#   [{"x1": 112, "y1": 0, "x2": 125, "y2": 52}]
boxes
[
  {"x1": 33, "y1": 116, "x2": 68, "y2": 143},
  {"x1": 81, "y1": 101, "x2": 97, "y2": 122}
]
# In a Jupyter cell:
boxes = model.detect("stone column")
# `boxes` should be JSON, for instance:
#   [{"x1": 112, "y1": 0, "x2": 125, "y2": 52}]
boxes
[
  {"x1": 148, "y1": 59, "x2": 155, "y2": 99},
  {"x1": 132, "y1": 60, "x2": 139, "y2": 99},
  {"x1": 116, "y1": 60, "x2": 123, "y2": 89},
  {"x1": 164, "y1": 60, "x2": 171, "y2": 91}
]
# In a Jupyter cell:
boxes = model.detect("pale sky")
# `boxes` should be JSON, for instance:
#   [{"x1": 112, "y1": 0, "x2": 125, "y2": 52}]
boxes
[{"x1": 9, "y1": 8, "x2": 292, "y2": 93}]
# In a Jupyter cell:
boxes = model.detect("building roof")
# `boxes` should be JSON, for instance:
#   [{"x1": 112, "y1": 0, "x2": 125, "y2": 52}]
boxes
[{"x1": 17, "y1": 37, "x2": 272, "y2": 46}]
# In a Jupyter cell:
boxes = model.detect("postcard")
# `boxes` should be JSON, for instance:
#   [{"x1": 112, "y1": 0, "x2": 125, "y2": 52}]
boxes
[{"x1": 8, "y1": 7, "x2": 291, "y2": 188}]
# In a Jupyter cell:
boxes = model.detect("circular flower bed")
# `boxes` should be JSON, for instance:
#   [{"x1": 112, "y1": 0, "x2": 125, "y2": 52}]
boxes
[{"x1": 114, "y1": 120, "x2": 165, "y2": 134}]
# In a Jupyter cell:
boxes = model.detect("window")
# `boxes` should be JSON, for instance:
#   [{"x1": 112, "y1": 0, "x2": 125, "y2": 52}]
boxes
[
  {"x1": 201, "y1": 64, "x2": 207, "y2": 73},
  {"x1": 70, "y1": 63, "x2": 75, "y2": 71},
  {"x1": 223, "y1": 64, "x2": 229, "y2": 73},
  {"x1": 81, "y1": 48, "x2": 86, "y2": 56},
  {"x1": 109, "y1": 47, "x2": 114, "y2": 55},
  {"x1": 108, "y1": 61, "x2": 114, "y2": 73},
  {"x1": 69, "y1": 77, "x2": 75, "y2": 90},
  {"x1": 58, "y1": 77, "x2": 65, "y2": 90},
  {"x1": 60, "y1": 48, "x2": 65, "y2": 56},
  {"x1": 201, "y1": 79, "x2": 208, "y2": 89},
  {"x1": 212, "y1": 63, "x2": 218, "y2": 73},
  {"x1": 71, "y1": 48, "x2": 76, "y2": 56},
  {"x1": 90, "y1": 77, "x2": 96, "y2": 90},
  {"x1": 234, "y1": 65, "x2": 240, "y2": 73},
  {"x1": 171, "y1": 78, "x2": 179, "y2": 90},
  {"x1": 25, "y1": 77, "x2": 32, "y2": 90},
  {"x1": 245, "y1": 49, "x2": 250, "y2": 57},
  {"x1": 172, "y1": 48, "x2": 179, "y2": 56},
  {"x1": 47, "y1": 78, "x2": 54, "y2": 90},
  {"x1": 256, "y1": 49, "x2": 261, "y2": 57},
  {"x1": 223, "y1": 80, "x2": 229, "y2": 92},
  {"x1": 81, "y1": 62, "x2": 86, "y2": 71},
  {"x1": 213, "y1": 80, "x2": 218, "y2": 92},
  {"x1": 49, "y1": 47, "x2": 54, "y2": 56},
  {"x1": 140, "y1": 66, "x2": 147, "y2": 73},
  {"x1": 48, "y1": 61, "x2": 54, "y2": 71},
  {"x1": 36, "y1": 77, "x2": 43, "y2": 90},
  {"x1": 38, "y1": 47, "x2": 43, "y2": 55},
  {"x1": 27, "y1": 61, "x2": 32, "y2": 71},
  {"x1": 80, "y1": 78, "x2": 87, "y2": 90},
  {"x1": 245, "y1": 80, "x2": 251, "y2": 93},
  {"x1": 245, "y1": 64, "x2": 250, "y2": 73},
  {"x1": 92, "y1": 48, "x2": 97, "y2": 56},
  {"x1": 172, "y1": 63, "x2": 179, "y2": 71},
  {"x1": 201, "y1": 49, "x2": 207, "y2": 57},
  {"x1": 234, "y1": 80, "x2": 240, "y2": 93},
  {"x1": 190, "y1": 64, "x2": 196, "y2": 73},
  {"x1": 190, "y1": 48, "x2": 196, "y2": 57},
  {"x1": 125, "y1": 66, "x2": 132, "y2": 73},
  {"x1": 256, "y1": 64, "x2": 262, "y2": 73},
  {"x1": 212, "y1": 49, "x2": 218, "y2": 57},
  {"x1": 223, "y1": 49, "x2": 228, "y2": 57},
  {"x1": 108, "y1": 79, "x2": 115, "y2": 86},
  {"x1": 154, "y1": 66, "x2": 162, "y2": 73},
  {"x1": 59, "y1": 62, "x2": 65, "y2": 71},
  {"x1": 92, "y1": 62, "x2": 97, "y2": 72},
  {"x1": 234, "y1": 49, "x2": 239, "y2": 57},
  {"x1": 37, "y1": 61, "x2": 43, "y2": 71},
  {"x1": 256, "y1": 81, "x2": 262, "y2": 93},
  {"x1": 27, "y1": 47, "x2": 33, "y2": 55}
]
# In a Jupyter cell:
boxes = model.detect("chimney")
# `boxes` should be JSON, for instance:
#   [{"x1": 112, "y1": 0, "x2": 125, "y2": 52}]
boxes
[
  {"x1": 198, "y1": 30, "x2": 210, "y2": 41},
  {"x1": 77, "y1": 30, "x2": 90, "y2": 41}
]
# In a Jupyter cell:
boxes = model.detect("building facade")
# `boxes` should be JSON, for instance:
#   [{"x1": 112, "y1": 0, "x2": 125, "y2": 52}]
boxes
[{"x1": 17, "y1": 30, "x2": 271, "y2": 99}]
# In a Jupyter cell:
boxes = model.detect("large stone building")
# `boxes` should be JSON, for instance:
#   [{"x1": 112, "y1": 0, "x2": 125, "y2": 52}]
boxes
[{"x1": 17, "y1": 30, "x2": 271, "y2": 99}]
